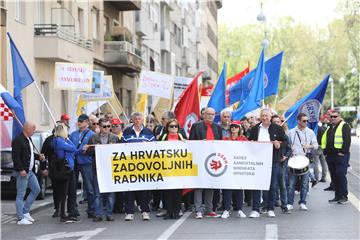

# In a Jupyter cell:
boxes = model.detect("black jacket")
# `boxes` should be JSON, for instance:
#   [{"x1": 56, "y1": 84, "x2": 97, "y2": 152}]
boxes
[
  {"x1": 248, "y1": 123, "x2": 287, "y2": 163},
  {"x1": 189, "y1": 121, "x2": 223, "y2": 140},
  {"x1": 12, "y1": 133, "x2": 40, "y2": 173},
  {"x1": 324, "y1": 120, "x2": 351, "y2": 155}
]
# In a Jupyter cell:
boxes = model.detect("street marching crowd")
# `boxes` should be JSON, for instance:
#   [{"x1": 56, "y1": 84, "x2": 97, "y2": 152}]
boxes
[{"x1": 12, "y1": 106, "x2": 351, "y2": 225}]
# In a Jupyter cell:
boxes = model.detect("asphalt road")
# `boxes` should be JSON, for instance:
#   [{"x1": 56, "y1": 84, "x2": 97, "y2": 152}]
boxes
[{"x1": 1, "y1": 137, "x2": 359, "y2": 240}]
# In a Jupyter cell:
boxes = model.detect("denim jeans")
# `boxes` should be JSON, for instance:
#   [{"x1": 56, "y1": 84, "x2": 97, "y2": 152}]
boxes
[
  {"x1": 275, "y1": 162, "x2": 288, "y2": 208},
  {"x1": 222, "y1": 189, "x2": 244, "y2": 211},
  {"x1": 327, "y1": 154, "x2": 350, "y2": 199},
  {"x1": 14, "y1": 171, "x2": 41, "y2": 220},
  {"x1": 78, "y1": 163, "x2": 95, "y2": 214},
  {"x1": 94, "y1": 174, "x2": 115, "y2": 217},
  {"x1": 287, "y1": 171, "x2": 309, "y2": 205}
]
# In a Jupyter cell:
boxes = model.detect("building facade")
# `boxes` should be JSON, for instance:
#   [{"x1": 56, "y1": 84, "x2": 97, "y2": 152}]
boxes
[{"x1": 2, "y1": 0, "x2": 221, "y2": 131}]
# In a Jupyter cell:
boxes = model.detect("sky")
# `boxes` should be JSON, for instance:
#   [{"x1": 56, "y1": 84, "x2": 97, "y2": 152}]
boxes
[{"x1": 218, "y1": 0, "x2": 341, "y2": 28}]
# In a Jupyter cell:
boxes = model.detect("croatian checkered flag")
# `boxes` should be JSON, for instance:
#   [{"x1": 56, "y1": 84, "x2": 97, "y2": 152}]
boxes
[{"x1": 0, "y1": 101, "x2": 14, "y2": 121}]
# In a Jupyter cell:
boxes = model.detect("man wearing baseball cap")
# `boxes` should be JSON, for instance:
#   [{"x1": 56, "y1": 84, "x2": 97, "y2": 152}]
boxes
[
  {"x1": 60, "y1": 114, "x2": 70, "y2": 129},
  {"x1": 111, "y1": 118, "x2": 123, "y2": 139}
]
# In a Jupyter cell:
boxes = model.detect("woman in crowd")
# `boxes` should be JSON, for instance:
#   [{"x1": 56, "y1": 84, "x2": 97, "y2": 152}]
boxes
[
  {"x1": 53, "y1": 124, "x2": 79, "y2": 223},
  {"x1": 159, "y1": 119, "x2": 186, "y2": 219},
  {"x1": 221, "y1": 121, "x2": 247, "y2": 219}
]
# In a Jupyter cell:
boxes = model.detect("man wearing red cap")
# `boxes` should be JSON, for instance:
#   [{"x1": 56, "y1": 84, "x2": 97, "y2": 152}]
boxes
[
  {"x1": 110, "y1": 118, "x2": 123, "y2": 139},
  {"x1": 60, "y1": 114, "x2": 70, "y2": 130}
]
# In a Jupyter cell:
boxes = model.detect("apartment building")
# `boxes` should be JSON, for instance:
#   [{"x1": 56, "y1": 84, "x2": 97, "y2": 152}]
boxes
[{"x1": 2, "y1": 0, "x2": 221, "y2": 131}]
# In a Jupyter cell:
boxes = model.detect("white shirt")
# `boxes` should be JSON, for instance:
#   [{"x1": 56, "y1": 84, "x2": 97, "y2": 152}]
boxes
[
  {"x1": 258, "y1": 123, "x2": 270, "y2": 141},
  {"x1": 27, "y1": 137, "x2": 35, "y2": 171},
  {"x1": 288, "y1": 126, "x2": 318, "y2": 156}
]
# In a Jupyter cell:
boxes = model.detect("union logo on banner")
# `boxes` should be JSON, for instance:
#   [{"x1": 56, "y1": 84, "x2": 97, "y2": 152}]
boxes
[
  {"x1": 0, "y1": 103, "x2": 13, "y2": 121},
  {"x1": 204, "y1": 152, "x2": 228, "y2": 177},
  {"x1": 299, "y1": 99, "x2": 322, "y2": 123},
  {"x1": 248, "y1": 74, "x2": 269, "y2": 90}
]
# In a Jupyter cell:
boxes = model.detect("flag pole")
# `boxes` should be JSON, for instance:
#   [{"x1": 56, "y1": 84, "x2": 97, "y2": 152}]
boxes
[
  {"x1": 32, "y1": 80, "x2": 57, "y2": 125},
  {"x1": 281, "y1": 110, "x2": 295, "y2": 126}
]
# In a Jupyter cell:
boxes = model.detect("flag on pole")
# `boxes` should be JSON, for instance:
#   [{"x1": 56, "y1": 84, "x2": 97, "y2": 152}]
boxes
[
  {"x1": 135, "y1": 94, "x2": 148, "y2": 115},
  {"x1": 207, "y1": 63, "x2": 226, "y2": 114},
  {"x1": 232, "y1": 49, "x2": 265, "y2": 120},
  {"x1": 285, "y1": 75, "x2": 330, "y2": 134},
  {"x1": 226, "y1": 63, "x2": 250, "y2": 105},
  {"x1": 8, "y1": 33, "x2": 35, "y2": 137},
  {"x1": 174, "y1": 71, "x2": 203, "y2": 137},
  {"x1": 229, "y1": 51, "x2": 283, "y2": 105}
]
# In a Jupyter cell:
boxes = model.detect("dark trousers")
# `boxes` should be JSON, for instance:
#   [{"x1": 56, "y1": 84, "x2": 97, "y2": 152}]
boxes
[
  {"x1": 59, "y1": 172, "x2": 76, "y2": 218},
  {"x1": 327, "y1": 154, "x2": 350, "y2": 199},
  {"x1": 125, "y1": 190, "x2": 150, "y2": 214},
  {"x1": 50, "y1": 177, "x2": 61, "y2": 210},
  {"x1": 113, "y1": 192, "x2": 124, "y2": 213},
  {"x1": 152, "y1": 190, "x2": 163, "y2": 210},
  {"x1": 212, "y1": 189, "x2": 221, "y2": 211},
  {"x1": 223, "y1": 189, "x2": 244, "y2": 211},
  {"x1": 163, "y1": 189, "x2": 181, "y2": 217}
]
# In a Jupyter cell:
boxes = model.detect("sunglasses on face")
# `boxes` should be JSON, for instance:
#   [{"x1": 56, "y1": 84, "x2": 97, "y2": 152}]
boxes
[
  {"x1": 93, "y1": 122, "x2": 99, "y2": 125},
  {"x1": 101, "y1": 125, "x2": 111, "y2": 128},
  {"x1": 330, "y1": 115, "x2": 338, "y2": 118},
  {"x1": 78, "y1": 120, "x2": 85, "y2": 123},
  {"x1": 111, "y1": 125, "x2": 119, "y2": 128},
  {"x1": 168, "y1": 125, "x2": 179, "y2": 129},
  {"x1": 230, "y1": 125, "x2": 240, "y2": 128},
  {"x1": 302, "y1": 120, "x2": 308, "y2": 123}
]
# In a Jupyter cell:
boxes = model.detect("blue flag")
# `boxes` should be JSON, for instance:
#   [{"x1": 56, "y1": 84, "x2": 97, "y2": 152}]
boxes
[
  {"x1": 232, "y1": 49, "x2": 265, "y2": 120},
  {"x1": 0, "y1": 84, "x2": 23, "y2": 117},
  {"x1": 207, "y1": 63, "x2": 226, "y2": 113},
  {"x1": 229, "y1": 51, "x2": 283, "y2": 105},
  {"x1": 7, "y1": 33, "x2": 35, "y2": 137},
  {"x1": 285, "y1": 75, "x2": 330, "y2": 134}
]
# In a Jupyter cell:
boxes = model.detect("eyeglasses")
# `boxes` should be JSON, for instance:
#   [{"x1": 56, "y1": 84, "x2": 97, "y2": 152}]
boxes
[
  {"x1": 101, "y1": 125, "x2": 111, "y2": 128},
  {"x1": 78, "y1": 120, "x2": 85, "y2": 123},
  {"x1": 92, "y1": 123, "x2": 99, "y2": 125},
  {"x1": 330, "y1": 115, "x2": 338, "y2": 118},
  {"x1": 168, "y1": 125, "x2": 179, "y2": 129},
  {"x1": 111, "y1": 125, "x2": 119, "y2": 128},
  {"x1": 302, "y1": 120, "x2": 308, "y2": 123},
  {"x1": 230, "y1": 125, "x2": 240, "y2": 128}
]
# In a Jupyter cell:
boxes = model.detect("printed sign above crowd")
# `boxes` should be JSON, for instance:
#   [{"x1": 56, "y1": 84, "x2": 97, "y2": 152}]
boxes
[
  {"x1": 54, "y1": 62, "x2": 93, "y2": 92},
  {"x1": 138, "y1": 71, "x2": 174, "y2": 99},
  {"x1": 95, "y1": 140, "x2": 273, "y2": 193},
  {"x1": 82, "y1": 72, "x2": 113, "y2": 101}
]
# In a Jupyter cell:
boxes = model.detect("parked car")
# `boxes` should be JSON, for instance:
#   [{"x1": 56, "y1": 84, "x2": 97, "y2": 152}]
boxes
[{"x1": 1, "y1": 131, "x2": 52, "y2": 200}]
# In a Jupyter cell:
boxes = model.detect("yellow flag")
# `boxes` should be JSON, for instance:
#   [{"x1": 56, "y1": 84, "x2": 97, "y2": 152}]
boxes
[
  {"x1": 277, "y1": 85, "x2": 302, "y2": 111},
  {"x1": 135, "y1": 94, "x2": 148, "y2": 114},
  {"x1": 76, "y1": 95, "x2": 87, "y2": 116},
  {"x1": 153, "y1": 98, "x2": 171, "y2": 122}
]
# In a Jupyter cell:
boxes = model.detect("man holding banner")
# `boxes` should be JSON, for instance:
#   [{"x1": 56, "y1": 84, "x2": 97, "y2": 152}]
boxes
[{"x1": 189, "y1": 107, "x2": 222, "y2": 219}]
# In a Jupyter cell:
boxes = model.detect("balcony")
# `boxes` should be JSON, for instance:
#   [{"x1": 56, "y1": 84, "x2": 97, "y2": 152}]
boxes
[
  {"x1": 160, "y1": 28, "x2": 171, "y2": 52},
  {"x1": 107, "y1": 1, "x2": 140, "y2": 11},
  {"x1": 34, "y1": 24, "x2": 93, "y2": 62},
  {"x1": 104, "y1": 41, "x2": 142, "y2": 73}
]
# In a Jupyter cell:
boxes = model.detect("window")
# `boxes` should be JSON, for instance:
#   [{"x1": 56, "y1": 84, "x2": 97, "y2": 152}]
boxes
[
  {"x1": 207, "y1": 24, "x2": 217, "y2": 47},
  {"x1": 40, "y1": 82, "x2": 49, "y2": 125},
  {"x1": 15, "y1": 0, "x2": 25, "y2": 23},
  {"x1": 173, "y1": 24, "x2": 181, "y2": 46},
  {"x1": 78, "y1": 8, "x2": 84, "y2": 37},
  {"x1": 207, "y1": 53, "x2": 218, "y2": 73},
  {"x1": 92, "y1": 8, "x2": 99, "y2": 40}
]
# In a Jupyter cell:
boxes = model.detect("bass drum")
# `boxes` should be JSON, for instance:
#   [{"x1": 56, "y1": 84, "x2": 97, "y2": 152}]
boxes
[{"x1": 288, "y1": 155, "x2": 310, "y2": 176}]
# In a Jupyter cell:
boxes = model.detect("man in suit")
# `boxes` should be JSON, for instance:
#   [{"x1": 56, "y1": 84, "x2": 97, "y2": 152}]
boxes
[
  {"x1": 247, "y1": 109, "x2": 287, "y2": 218},
  {"x1": 12, "y1": 121, "x2": 45, "y2": 225},
  {"x1": 189, "y1": 107, "x2": 223, "y2": 219}
]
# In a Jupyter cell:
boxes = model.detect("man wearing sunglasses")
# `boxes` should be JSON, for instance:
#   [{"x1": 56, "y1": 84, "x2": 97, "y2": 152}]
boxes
[
  {"x1": 321, "y1": 110, "x2": 351, "y2": 204},
  {"x1": 287, "y1": 113, "x2": 318, "y2": 212}
]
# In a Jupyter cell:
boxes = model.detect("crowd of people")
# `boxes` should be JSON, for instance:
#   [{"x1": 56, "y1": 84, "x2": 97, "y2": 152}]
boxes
[{"x1": 11, "y1": 107, "x2": 351, "y2": 225}]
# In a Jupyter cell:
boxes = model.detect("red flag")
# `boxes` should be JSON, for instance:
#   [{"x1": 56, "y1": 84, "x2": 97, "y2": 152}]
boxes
[
  {"x1": 174, "y1": 71, "x2": 203, "y2": 136},
  {"x1": 201, "y1": 85, "x2": 213, "y2": 97},
  {"x1": 226, "y1": 64, "x2": 250, "y2": 105}
]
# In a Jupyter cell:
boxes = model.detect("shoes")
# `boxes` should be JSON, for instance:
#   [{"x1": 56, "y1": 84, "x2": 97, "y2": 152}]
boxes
[
  {"x1": 156, "y1": 210, "x2": 167, "y2": 217},
  {"x1": 311, "y1": 180, "x2": 319, "y2": 188},
  {"x1": 287, "y1": 204, "x2": 294, "y2": 210},
  {"x1": 142, "y1": 212, "x2": 150, "y2": 220},
  {"x1": 281, "y1": 207, "x2": 291, "y2": 214},
  {"x1": 195, "y1": 212, "x2": 203, "y2": 219},
  {"x1": 237, "y1": 210, "x2": 246, "y2": 218},
  {"x1": 23, "y1": 213, "x2": 34, "y2": 222},
  {"x1": 205, "y1": 211, "x2": 220, "y2": 218},
  {"x1": 337, "y1": 197, "x2": 348, "y2": 204},
  {"x1": 93, "y1": 217, "x2": 103, "y2": 222},
  {"x1": 52, "y1": 209, "x2": 59, "y2": 218},
  {"x1": 106, "y1": 216, "x2": 115, "y2": 221},
  {"x1": 124, "y1": 214, "x2": 134, "y2": 221},
  {"x1": 267, "y1": 210, "x2": 276, "y2": 218},
  {"x1": 74, "y1": 210, "x2": 80, "y2": 217},
  {"x1": 68, "y1": 216, "x2": 80, "y2": 222},
  {"x1": 221, "y1": 210, "x2": 230, "y2": 219},
  {"x1": 249, "y1": 211, "x2": 260, "y2": 218},
  {"x1": 328, "y1": 198, "x2": 340, "y2": 203},
  {"x1": 17, "y1": 218, "x2": 33, "y2": 225},
  {"x1": 294, "y1": 190, "x2": 300, "y2": 195},
  {"x1": 299, "y1": 203, "x2": 308, "y2": 211},
  {"x1": 324, "y1": 186, "x2": 335, "y2": 191},
  {"x1": 260, "y1": 207, "x2": 268, "y2": 214},
  {"x1": 87, "y1": 213, "x2": 96, "y2": 219},
  {"x1": 163, "y1": 214, "x2": 173, "y2": 220},
  {"x1": 320, "y1": 178, "x2": 326, "y2": 182}
]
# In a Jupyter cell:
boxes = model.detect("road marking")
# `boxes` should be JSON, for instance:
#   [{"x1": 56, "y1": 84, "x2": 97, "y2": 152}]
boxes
[
  {"x1": 36, "y1": 228, "x2": 106, "y2": 240},
  {"x1": 156, "y1": 211, "x2": 191, "y2": 240},
  {"x1": 349, "y1": 170, "x2": 360, "y2": 181},
  {"x1": 36, "y1": 202, "x2": 51, "y2": 207},
  {"x1": 265, "y1": 224, "x2": 278, "y2": 240}
]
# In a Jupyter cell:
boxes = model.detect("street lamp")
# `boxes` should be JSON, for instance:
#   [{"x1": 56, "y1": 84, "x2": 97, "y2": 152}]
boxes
[
  {"x1": 329, "y1": 77, "x2": 334, "y2": 109},
  {"x1": 257, "y1": 2, "x2": 269, "y2": 49}
]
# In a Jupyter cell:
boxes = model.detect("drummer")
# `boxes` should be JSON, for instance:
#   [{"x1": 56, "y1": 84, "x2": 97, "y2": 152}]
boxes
[{"x1": 287, "y1": 113, "x2": 318, "y2": 211}]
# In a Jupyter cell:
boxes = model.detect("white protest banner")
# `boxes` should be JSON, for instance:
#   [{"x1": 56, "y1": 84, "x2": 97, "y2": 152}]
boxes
[
  {"x1": 173, "y1": 76, "x2": 192, "y2": 102},
  {"x1": 54, "y1": 62, "x2": 93, "y2": 91},
  {"x1": 95, "y1": 140, "x2": 273, "y2": 193},
  {"x1": 138, "y1": 71, "x2": 174, "y2": 99}
]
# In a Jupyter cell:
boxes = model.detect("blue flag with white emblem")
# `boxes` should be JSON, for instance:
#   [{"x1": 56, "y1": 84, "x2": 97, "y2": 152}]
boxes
[
  {"x1": 232, "y1": 49, "x2": 265, "y2": 120},
  {"x1": 285, "y1": 75, "x2": 330, "y2": 134},
  {"x1": 229, "y1": 51, "x2": 283, "y2": 105}
]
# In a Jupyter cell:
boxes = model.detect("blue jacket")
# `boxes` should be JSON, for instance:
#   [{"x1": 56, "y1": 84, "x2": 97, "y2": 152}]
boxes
[
  {"x1": 121, "y1": 125, "x2": 155, "y2": 143},
  {"x1": 69, "y1": 128, "x2": 94, "y2": 165},
  {"x1": 53, "y1": 137, "x2": 77, "y2": 170}
]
